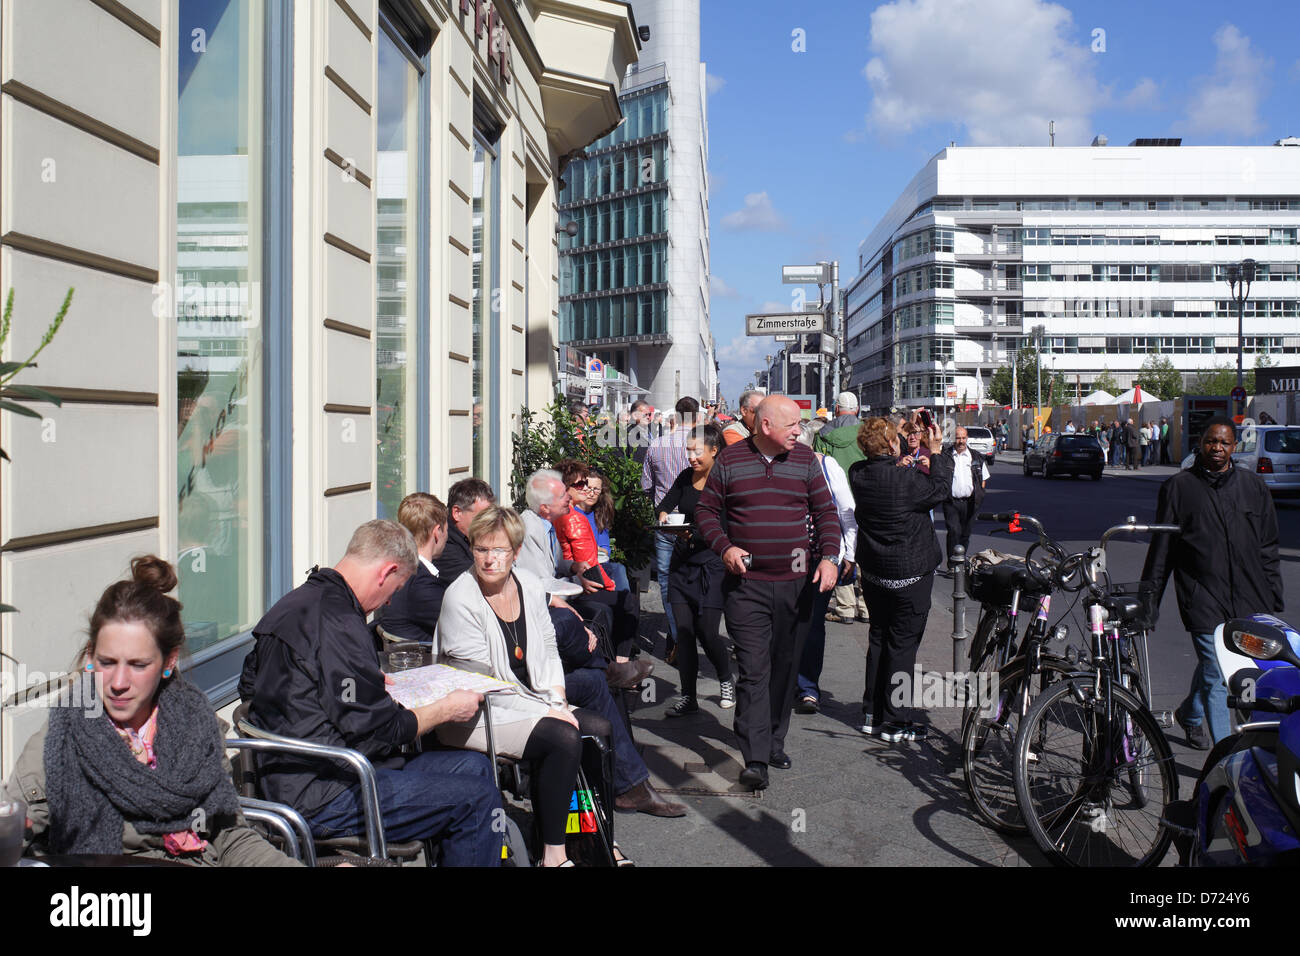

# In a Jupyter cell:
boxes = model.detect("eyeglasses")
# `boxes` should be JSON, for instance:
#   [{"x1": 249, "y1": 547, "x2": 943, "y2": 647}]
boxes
[
  {"x1": 568, "y1": 479, "x2": 588, "y2": 490},
  {"x1": 473, "y1": 547, "x2": 513, "y2": 560}
]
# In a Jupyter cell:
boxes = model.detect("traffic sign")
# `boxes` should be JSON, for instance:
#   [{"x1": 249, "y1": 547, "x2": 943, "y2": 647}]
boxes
[
  {"x1": 746, "y1": 312, "x2": 827, "y2": 335},
  {"x1": 773, "y1": 334, "x2": 797, "y2": 343},
  {"x1": 782, "y1": 263, "x2": 831, "y2": 285},
  {"x1": 790, "y1": 353, "x2": 819, "y2": 364},
  {"x1": 586, "y1": 357, "x2": 604, "y2": 381},
  {"x1": 1230, "y1": 385, "x2": 1247, "y2": 402}
]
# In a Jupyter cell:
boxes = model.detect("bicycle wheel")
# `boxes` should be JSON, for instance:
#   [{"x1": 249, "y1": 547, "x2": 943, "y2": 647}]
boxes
[
  {"x1": 1013, "y1": 678, "x2": 1177, "y2": 867},
  {"x1": 962, "y1": 656, "x2": 1076, "y2": 834}
]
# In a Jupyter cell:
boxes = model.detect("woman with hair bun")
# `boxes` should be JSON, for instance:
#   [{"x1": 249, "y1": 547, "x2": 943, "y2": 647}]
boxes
[{"x1": 2, "y1": 556, "x2": 299, "y2": 865}]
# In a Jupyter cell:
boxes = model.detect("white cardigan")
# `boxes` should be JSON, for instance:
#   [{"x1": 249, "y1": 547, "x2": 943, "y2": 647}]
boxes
[{"x1": 434, "y1": 565, "x2": 566, "y2": 725}]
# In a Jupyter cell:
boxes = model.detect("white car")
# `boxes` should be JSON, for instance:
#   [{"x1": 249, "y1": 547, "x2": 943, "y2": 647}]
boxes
[
  {"x1": 1179, "y1": 424, "x2": 1300, "y2": 495},
  {"x1": 964, "y1": 425, "x2": 997, "y2": 463}
]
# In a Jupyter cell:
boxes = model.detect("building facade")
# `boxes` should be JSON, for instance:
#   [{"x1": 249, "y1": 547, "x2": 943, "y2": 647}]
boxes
[
  {"x1": 0, "y1": 0, "x2": 638, "y2": 768},
  {"x1": 557, "y1": 0, "x2": 714, "y2": 412},
  {"x1": 845, "y1": 144, "x2": 1300, "y2": 411}
]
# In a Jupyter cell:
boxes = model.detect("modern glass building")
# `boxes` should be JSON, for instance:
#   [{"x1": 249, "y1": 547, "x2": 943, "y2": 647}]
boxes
[
  {"x1": 845, "y1": 143, "x2": 1300, "y2": 411},
  {"x1": 0, "y1": 0, "x2": 638, "y2": 767},
  {"x1": 558, "y1": 0, "x2": 716, "y2": 411}
]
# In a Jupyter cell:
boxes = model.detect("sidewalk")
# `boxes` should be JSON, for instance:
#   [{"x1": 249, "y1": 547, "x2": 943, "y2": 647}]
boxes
[{"x1": 613, "y1": 576, "x2": 1049, "y2": 866}]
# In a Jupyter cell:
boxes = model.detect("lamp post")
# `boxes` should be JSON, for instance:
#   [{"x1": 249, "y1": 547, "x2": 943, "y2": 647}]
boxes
[
  {"x1": 1031, "y1": 324, "x2": 1046, "y2": 439},
  {"x1": 1225, "y1": 259, "x2": 1257, "y2": 389},
  {"x1": 943, "y1": 359, "x2": 957, "y2": 428}
]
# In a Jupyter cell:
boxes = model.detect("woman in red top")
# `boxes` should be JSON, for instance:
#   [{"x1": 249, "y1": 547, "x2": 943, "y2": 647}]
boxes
[{"x1": 553, "y1": 459, "x2": 615, "y2": 591}]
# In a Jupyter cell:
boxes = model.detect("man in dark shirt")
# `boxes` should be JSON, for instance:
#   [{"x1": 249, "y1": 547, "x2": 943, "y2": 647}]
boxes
[
  {"x1": 696, "y1": 396, "x2": 841, "y2": 790},
  {"x1": 434, "y1": 478, "x2": 495, "y2": 583},
  {"x1": 239, "y1": 519, "x2": 501, "y2": 865},
  {"x1": 1142, "y1": 418, "x2": 1284, "y2": 749},
  {"x1": 374, "y1": 492, "x2": 450, "y2": 643}
]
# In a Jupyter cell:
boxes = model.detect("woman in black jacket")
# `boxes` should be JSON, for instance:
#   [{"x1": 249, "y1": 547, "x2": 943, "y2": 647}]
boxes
[{"x1": 848, "y1": 414, "x2": 952, "y2": 743}]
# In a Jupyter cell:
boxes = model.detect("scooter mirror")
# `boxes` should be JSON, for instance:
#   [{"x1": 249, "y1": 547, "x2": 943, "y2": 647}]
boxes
[{"x1": 1226, "y1": 616, "x2": 1300, "y2": 668}]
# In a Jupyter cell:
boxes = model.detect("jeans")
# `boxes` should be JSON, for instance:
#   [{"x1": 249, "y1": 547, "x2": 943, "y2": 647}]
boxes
[
  {"x1": 603, "y1": 561, "x2": 630, "y2": 593},
  {"x1": 655, "y1": 531, "x2": 679, "y2": 644},
  {"x1": 796, "y1": 587, "x2": 835, "y2": 701},
  {"x1": 564, "y1": 667, "x2": 648, "y2": 795},
  {"x1": 1181, "y1": 631, "x2": 1231, "y2": 744},
  {"x1": 309, "y1": 748, "x2": 502, "y2": 866}
]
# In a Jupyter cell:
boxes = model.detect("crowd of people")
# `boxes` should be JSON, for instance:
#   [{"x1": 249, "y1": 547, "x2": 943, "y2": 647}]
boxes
[{"x1": 2, "y1": 384, "x2": 1279, "y2": 868}]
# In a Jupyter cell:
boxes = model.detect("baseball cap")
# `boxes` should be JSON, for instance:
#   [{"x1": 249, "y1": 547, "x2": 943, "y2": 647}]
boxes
[{"x1": 835, "y1": 391, "x2": 859, "y2": 410}]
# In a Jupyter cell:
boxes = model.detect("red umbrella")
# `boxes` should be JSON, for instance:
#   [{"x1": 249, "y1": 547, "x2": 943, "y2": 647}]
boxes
[{"x1": 1131, "y1": 385, "x2": 1144, "y2": 403}]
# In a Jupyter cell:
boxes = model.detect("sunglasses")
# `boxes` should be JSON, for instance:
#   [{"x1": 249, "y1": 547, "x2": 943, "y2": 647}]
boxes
[{"x1": 569, "y1": 479, "x2": 589, "y2": 490}]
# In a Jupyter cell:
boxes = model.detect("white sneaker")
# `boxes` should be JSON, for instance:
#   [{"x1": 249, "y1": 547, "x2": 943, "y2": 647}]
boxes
[{"x1": 719, "y1": 680, "x2": 736, "y2": 709}]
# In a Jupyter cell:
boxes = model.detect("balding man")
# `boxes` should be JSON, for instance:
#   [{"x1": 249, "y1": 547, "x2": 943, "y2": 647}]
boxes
[
  {"x1": 940, "y1": 426, "x2": 990, "y2": 568},
  {"x1": 695, "y1": 396, "x2": 841, "y2": 790}
]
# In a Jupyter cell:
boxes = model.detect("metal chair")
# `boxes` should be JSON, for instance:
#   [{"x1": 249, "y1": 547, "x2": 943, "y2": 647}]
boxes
[{"x1": 237, "y1": 796, "x2": 316, "y2": 866}]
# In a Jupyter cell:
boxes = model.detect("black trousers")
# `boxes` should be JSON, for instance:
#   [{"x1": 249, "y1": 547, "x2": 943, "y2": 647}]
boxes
[
  {"x1": 861, "y1": 573, "x2": 934, "y2": 725},
  {"x1": 942, "y1": 496, "x2": 978, "y2": 563},
  {"x1": 721, "y1": 575, "x2": 815, "y2": 765},
  {"x1": 571, "y1": 588, "x2": 639, "y2": 658}
]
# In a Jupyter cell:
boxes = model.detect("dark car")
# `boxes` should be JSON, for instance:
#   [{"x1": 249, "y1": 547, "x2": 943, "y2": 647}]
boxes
[{"x1": 1023, "y1": 433, "x2": 1104, "y2": 480}]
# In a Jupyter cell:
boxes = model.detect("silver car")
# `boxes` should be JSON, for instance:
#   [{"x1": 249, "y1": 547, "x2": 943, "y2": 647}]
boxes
[
  {"x1": 1179, "y1": 424, "x2": 1300, "y2": 495},
  {"x1": 964, "y1": 425, "x2": 997, "y2": 463}
]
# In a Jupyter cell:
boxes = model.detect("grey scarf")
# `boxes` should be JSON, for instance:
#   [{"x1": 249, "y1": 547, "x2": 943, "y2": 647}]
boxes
[{"x1": 44, "y1": 675, "x2": 239, "y2": 855}]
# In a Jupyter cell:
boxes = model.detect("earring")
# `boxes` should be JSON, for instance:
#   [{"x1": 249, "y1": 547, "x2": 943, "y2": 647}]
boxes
[
  {"x1": 162, "y1": 668, "x2": 173, "y2": 678},
  {"x1": 84, "y1": 663, "x2": 94, "y2": 672}
]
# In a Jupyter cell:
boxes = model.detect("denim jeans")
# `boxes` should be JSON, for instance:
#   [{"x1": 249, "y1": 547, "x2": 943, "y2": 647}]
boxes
[
  {"x1": 603, "y1": 561, "x2": 630, "y2": 593},
  {"x1": 309, "y1": 748, "x2": 502, "y2": 866},
  {"x1": 655, "y1": 531, "x2": 679, "y2": 643},
  {"x1": 565, "y1": 666, "x2": 648, "y2": 795},
  {"x1": 1181, "y1": 631, "x2": 1231, "y2": 744},
  {"x1": 796, "y1": 587, "x2": 835, "y2": 701}
]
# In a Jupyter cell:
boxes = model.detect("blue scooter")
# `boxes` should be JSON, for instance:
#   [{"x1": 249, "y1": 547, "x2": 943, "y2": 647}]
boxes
[{"x1": 1164, "y1": 614, "x2": 1300, "y2": 865}]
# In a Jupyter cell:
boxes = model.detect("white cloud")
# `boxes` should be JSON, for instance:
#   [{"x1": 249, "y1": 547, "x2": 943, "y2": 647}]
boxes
[
  {"x1": 1121, "y1": 77, "x2": 1160, "y2": 111},
  {"x1": 717, "y1": 334, "x2": 762, "y2": 364},
  {"x1": 710, "y1": 275, "x2": 741, "y2": 298},
  {"x1": 862, "y1": 0, "x2": 1103, "y2": 146},
  {"x1": 721, "y1": 191, "x2": 787, "y2": 231},
  {"x1": 706, "y1": 72, "x2": 726, "y2": 97},
  {"x1": 1183, "y1": 25, "x2": 1272, "y2": 138}
]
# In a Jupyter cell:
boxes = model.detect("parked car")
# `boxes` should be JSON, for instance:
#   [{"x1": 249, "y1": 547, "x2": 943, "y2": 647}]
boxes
[
  {"x1": 1180, "y1": 424, "x2": 1300, "y2": 495},
  {"x1": 964, "y1": 425, "x2": 996, "y2": 463},
  {"x1": 1023, "y1": 432, "x2": 1104, "y2": 480}
]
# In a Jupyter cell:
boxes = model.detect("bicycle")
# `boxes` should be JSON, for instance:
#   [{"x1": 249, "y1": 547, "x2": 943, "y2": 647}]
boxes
[{"x1": 1011, "y1": 518, "x2": 1181, "y2": 867}]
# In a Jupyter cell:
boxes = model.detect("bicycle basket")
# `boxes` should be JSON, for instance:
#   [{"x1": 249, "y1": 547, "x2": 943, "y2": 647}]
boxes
[
  {"x1": 966, "y1": 552, "x2": 1048, "y2": 612},
  {"x1": 1103, "y1": 581, "x2": 1160, "y2": 631}
]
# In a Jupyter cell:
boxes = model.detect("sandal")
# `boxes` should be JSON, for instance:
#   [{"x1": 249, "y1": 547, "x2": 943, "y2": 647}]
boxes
[{"x1": 611, "y1": 842, "x2": 636, "y2": 867}]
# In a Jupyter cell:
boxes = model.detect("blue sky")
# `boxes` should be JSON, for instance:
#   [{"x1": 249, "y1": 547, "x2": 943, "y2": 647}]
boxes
[{"x1": 700, "y1": 0, "x2": 1300, "y2": 404}]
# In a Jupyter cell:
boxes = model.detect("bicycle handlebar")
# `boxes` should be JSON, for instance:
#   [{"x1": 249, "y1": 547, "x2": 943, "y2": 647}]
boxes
[{"x1": 1099, "y1": 519, "x2": 1181, "y2": 551}]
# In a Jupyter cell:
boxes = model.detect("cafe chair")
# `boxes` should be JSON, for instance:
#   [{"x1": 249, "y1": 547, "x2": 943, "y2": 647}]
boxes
[{"x1": 237, "y1": 796, "x2": 316, "y2": 866}]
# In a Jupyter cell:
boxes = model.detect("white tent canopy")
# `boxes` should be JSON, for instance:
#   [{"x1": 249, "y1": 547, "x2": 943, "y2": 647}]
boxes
[
  {"x1": 1114, "y1": 385, "x2": 1159, "y2": 404},
  {"x1": 1079, "y1": 389, "x2": 1115, "y2": 405}
]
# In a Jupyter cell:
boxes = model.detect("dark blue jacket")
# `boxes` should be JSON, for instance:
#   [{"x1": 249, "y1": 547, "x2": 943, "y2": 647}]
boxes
[{"x1": 374, "y1": 561, "x2": 447, "y2": 644}]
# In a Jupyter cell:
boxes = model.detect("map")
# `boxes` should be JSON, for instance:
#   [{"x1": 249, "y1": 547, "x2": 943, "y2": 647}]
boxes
[{"x1": 387, "y1": 663, "x2": 516, "y2": 709}]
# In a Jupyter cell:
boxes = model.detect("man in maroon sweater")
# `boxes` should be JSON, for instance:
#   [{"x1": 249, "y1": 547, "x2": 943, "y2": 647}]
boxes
[{"x1": 695, "y1": 395, "x2": 842, "y2": 790}]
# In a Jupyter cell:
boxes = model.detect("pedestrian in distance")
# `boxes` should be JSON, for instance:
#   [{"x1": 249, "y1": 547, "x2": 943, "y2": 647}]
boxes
[
  {"x1": 939, "y1": 426, "x2": 990, "y2": 569},
  {"x1": 694, "y1": 396, "x2": 841, "y2": 791},
  {"x1": 1125, "y1": 417, "x2": 1142, "y2": 470},
  {"x1": 643, "y1": 396, "x2": 700, "y2": 660},
  {"x1": 1142, "y1": 417, "x2": 1284, "y2": 748}
]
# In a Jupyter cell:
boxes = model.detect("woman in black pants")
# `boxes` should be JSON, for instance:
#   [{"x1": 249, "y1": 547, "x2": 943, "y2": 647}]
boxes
[
  {"x1": 657, "y1": 422, "x2": 735, "y2": 716},
  {"x1": 848, "y1": 414, "x2": 952, "y2": 743}
]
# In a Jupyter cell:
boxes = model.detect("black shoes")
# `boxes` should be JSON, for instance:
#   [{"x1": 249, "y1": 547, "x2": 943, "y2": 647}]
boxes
[
  {"x1": 739, "y1": 762, "x2": 769, "y2": 790},
  {"x1": 1174, "y1": 705, "x2": 1212, "y2": 751},
  {"x1": 769, "y1": 751, "x2": 792, "y2": 770},
  {"x1": 795, "y1": 695, "x2": 819, "y2": 714}
]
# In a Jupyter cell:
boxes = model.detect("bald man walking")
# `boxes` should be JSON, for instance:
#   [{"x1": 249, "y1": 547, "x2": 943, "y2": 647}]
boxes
[{"x1": 696, "y1": 397, "x2": 841, "y2": 790}]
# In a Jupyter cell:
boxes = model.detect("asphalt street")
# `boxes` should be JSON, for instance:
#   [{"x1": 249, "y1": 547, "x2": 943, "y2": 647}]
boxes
[{"x1": 608, "y1": 451, "x2": 1300, "y2": 867}]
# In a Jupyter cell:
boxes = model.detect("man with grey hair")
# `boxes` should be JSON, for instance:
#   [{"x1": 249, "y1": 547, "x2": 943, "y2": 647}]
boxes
[
  {"x1": 240, "y1": 519, "x2": 502, "y2": 865},
  {"x1": 723, "y1": 389, "x2": 764, "y2": 446}
]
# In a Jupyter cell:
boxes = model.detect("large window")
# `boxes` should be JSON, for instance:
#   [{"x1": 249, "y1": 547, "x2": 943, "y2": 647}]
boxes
[
  {"x1": 375, "y1": 23, "x2": 421, "y2": 519},
  {"x1": 472, "y1": 130, "x2": 500, "y2": 481},
  {"x1": 176, "y1": 0, "x2": 266, "y2": 655}
]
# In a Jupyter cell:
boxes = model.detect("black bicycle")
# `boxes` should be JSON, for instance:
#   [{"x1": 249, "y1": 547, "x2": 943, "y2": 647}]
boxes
[{"x1": 1012, "y1": 519, "x2": 1180, "y2": 867}]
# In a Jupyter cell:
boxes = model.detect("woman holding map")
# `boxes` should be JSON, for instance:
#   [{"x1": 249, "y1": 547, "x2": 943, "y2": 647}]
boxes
[{"x1": 435, "y1": 505, "x2": 618, "y2": 867}]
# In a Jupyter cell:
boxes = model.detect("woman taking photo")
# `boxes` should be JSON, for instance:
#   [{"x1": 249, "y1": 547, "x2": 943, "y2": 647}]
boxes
[
  {"x1": 3, "y1": 556, "x2": 298, "y2": 866},
  {"x1": 435, "y1": 505, "x2": 620, "y2": 867},
  {"x1": 849, "y1": 414, "x2": 952, "y2": 744},
  {"x1": 656, "y1": 422, "x2": 734, "y2": 716}
]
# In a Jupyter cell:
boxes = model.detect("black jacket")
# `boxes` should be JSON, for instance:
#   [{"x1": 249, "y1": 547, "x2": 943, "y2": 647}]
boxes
[
  {"x1": 374, "y1": 561, "x2": 446, "y2": 644},
  {"x1": 849, "y1": 452, "x2": 954, "y2": 581},
  {"x1": 941, "y1": 446, "x2": 988, "y2": 507},
  {"x1": 1141, "y1": 464, "x2": 1284, "y2": 633},
  {"x1": 433, "y1": 524, "x2": 473, "y2": 584},
  {"x1": 238, "y1": 568, "x2": 418, "y2": 817}
]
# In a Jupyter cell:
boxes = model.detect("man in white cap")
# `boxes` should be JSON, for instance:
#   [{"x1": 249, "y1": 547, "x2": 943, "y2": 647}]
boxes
[{"x1": 815, "y1": 392, "x2": 868, "y2": 624}]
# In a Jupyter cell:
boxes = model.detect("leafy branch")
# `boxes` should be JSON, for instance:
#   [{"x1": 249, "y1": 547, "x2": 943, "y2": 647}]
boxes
[{"x1": 0, "y1": 287, "x2": 73, "y2": 461}]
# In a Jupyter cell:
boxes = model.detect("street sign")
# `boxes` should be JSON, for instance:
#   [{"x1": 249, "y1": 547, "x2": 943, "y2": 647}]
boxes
[
  {"x1": 586, "y1": 357, "x2": 604, "y2": 381},
  {"x1": 782, "y1": 263, "x2": 831, "y2": 285},
  {"x1": 773, "y1": 334, "x2": 797, "y2": 343},
  {"x1": 746, "y1": 312, "x2": 828, "y2": 335},
  {"x1": 586, "y1": 382, "x2": 604, "y2": 403},
  {"x1": 790, "y1": 353, "x2": 819, "y2": 364},
  {"x1": 946, "y1": 385, "x2": 958, "y2": 400},
  {"x1": 1230, "y1": 385, "x2": 1247, "y2": 402}
]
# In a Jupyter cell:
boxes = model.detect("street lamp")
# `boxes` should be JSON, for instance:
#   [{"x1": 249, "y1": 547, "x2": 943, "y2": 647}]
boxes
[
  {"x1": 943, "y1": 359, "x2": 957, "y2": 427},
  {"x1": 1225, "y1": 259, "x2": 1257, "y2": 389},
  {"x1": 1031, "y1": 324, "x2": 1047, "y2": 440}
]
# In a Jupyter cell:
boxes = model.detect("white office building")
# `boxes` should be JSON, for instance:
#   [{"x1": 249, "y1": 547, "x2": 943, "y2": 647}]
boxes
[
  {"x1": 558, "y1": 0, "x2": 715, "y2": 411},
  {"x1": 845, "y1": 142, "x2": 1300, "y2": 411}
]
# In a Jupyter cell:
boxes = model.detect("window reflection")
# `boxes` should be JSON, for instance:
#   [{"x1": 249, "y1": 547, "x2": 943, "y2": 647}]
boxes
[{"x1": 472, "y1": 138, "x2": 497, "y2": 480}]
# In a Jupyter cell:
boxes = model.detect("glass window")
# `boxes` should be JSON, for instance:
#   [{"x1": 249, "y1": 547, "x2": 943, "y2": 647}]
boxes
[
  {"x1": 176, "y1": 0, "x2": 265, "y2": 655},
  {"x1": 472, "y1": 132, "x2": 499, "y2": 481},
  {"x1": 375, "y1": 27, "x2": 420, "y2": 520}
]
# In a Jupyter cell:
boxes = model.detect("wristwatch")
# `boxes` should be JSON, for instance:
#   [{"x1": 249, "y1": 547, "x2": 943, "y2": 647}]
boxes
[{"x1": 824, "y1": 554, "x2": 841, "y2": 567}]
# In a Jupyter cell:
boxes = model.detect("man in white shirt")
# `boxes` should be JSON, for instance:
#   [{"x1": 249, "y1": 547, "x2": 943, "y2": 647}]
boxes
[{"x1": 941, "y1": 427, "x2": 991, "y2": 568}]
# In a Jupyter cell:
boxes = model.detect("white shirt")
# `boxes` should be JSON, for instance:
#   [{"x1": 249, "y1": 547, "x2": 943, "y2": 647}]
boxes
[
  {"x1": 420, "y1": 556, "x2": 439, "y2": 577},
  {"x1": 950, "y1": 448, "x2": 990, "y2": 499}
]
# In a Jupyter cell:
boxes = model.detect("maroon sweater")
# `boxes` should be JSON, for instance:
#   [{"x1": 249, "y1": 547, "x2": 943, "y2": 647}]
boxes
[{"x1": 695, "y1": 438, "x2": 840, "y2": 582}]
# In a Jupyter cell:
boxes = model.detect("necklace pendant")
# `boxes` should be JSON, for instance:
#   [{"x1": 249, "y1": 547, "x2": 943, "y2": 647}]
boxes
[{"x1": 514, "y1": 646, "x2": 523, "y2": 660}]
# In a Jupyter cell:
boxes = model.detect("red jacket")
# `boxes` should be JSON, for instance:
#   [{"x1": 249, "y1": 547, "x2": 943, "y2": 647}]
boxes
[{"x1": 552, "y1": 510, "x2": 614, "y2": 590}]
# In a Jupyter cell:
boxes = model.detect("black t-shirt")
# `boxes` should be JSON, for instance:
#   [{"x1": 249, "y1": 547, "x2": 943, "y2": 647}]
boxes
[{"x1": 493, "y1": 575, "x2": 530, "y2": 686}]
